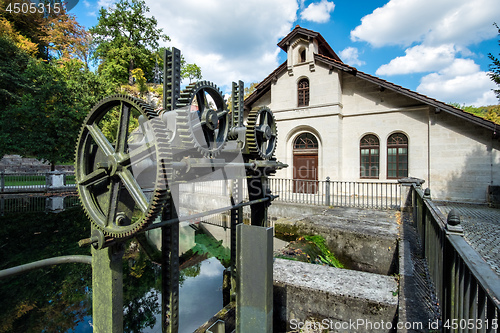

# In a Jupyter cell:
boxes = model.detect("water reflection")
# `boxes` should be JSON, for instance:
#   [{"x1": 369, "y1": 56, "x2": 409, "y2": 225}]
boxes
[{"x1": 0, "y1": 198, "x2": 230, "y2": 333}]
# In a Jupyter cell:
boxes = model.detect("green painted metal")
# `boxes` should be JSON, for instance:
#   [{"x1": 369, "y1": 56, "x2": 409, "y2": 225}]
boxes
[
  {"x1": 0, "y1": 255, "x2": 92, "y2": 279},
  {"x1": 236, "y1": 224, "x2": 274, "y2": 333},
  {"x1": 162, "y1": 192, "x2": 180, "y2": 333},
  {"x1": 92, "y1": 241, "x2": 124, "y2": 333}
]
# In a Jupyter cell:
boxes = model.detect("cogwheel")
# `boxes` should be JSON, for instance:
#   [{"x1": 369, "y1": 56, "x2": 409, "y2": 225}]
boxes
[
  {"x1": 75, "y1": 94, "x2": 172, "y2": 239},
  {"x1": 245, "y1": 106, "x2": 277, "y2": 160},
  {"x1": 175, "y1": 81, "x2": 230, "y2": 158}
]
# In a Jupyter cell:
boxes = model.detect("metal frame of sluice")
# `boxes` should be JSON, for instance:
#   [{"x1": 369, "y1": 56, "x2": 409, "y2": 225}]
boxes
[
  {"x1": 83, "y1": 47, "x2": 284, "y2": 333},
  {"x1": 0, "y1": 47, "x2": 284, "y2": 332},
  {"x1": 90, "y1": 175, "x2": 274, "y2": 333}
]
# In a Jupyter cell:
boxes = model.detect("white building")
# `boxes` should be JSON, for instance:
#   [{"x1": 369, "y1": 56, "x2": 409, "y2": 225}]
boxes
[{"x1": 244, "y1": 26, "x2": 500, "y2": 203}]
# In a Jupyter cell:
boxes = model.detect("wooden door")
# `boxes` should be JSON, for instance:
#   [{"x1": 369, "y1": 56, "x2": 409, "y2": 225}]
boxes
[{"x1": 293, "y1": 154, "x2": 318, "y2": 194}]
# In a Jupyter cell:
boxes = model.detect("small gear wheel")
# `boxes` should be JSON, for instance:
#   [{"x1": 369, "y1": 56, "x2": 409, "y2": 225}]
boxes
[
  {"x1": 175, "y1": 81, "x2": 230, "y2": 157},
  {"x1": 246, "y1": 106, "x2": 277, "y2": 159},
  {"x1": 75, "y1": 95, "x2": 172, "y2": 238}
]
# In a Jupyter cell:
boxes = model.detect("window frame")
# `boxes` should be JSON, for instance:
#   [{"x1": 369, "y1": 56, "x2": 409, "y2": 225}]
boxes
[
  {"x1": 387, "y1": 133, "x2": 408, "y2": 179},
  {"x1": 359, "y1": 134, "x2": 380, "y2": 179},
  {"x1": 297, "y1": 78, "x2": 309, "y2": 107},
  {"x1": 299, "y1": 48, "x2": 306, "y2": 63}
]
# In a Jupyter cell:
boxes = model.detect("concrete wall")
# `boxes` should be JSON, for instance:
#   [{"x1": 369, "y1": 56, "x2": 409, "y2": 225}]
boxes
[
  {"x1": 271, "y1": 202, "x2": 399, "y2": 275},
  {"x1": 273, "y1": 259, "x2": 398, "y2": 333}
]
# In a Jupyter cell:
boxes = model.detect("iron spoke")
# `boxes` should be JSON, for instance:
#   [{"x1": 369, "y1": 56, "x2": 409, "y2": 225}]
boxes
[
  {"x1": 106, "y1": 177, "x2": 121, "y2": 227},
  {"x1": 202, "y1": 124, "x2": 213, "y2": 148},
  {"x1": 116, "y1": 101, "x2": 131, "y2": 153},
  {"x1": 260, "y1": 140, "x2": 268, "y2": 155},
  {"x1": 217, "y1": 109, "x2": 228, "y2": 118},
  {"x1": 79, "y1": 169, "x2": 108, "y2": 187},
  {"x1": 213, "y1": 128, "x2": 218, "y2": 149},
  {"x1": 121, "y1": 142, "x2": 156, "y2": 167},
  {"x1": 87, "y1": 124, "x2": 115, "y2": 156},
  {"x1": 255, "y1": 125, "x2": 265, "y2": 134},
  {"x1": 119, "y1": 169, "x2": 149, "y2": 213},
  {"x1": 196, "y1": 90, "x2": 206, "y2": 117}
]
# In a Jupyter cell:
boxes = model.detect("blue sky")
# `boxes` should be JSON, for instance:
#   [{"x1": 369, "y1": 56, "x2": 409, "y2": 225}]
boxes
[{"x1": 71, "y1": 0, "x2": 500, "y2": 106}]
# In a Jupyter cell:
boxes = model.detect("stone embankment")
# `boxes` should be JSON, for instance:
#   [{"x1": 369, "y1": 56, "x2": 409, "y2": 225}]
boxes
[{"x1": 0, "y1": 155, "x2": 73, "y2": 173}]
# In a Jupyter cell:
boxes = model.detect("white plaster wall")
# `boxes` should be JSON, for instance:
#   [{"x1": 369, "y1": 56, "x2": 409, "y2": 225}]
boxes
[
  {"x1": 270, "y1": 60, "x2": 340, "y2": 112},
  {"x1": 247, "y1": 37, "x2": 500, "y2": 203},
  {"x1": 428, "y1": 112, "x2": 500, "y2": 202},
  {"x1": 272, "y1": 108, "x2": 341, "y2": 181},
  {"x1": 340, "y1": 110, "x2": 429, "y2": 183}
]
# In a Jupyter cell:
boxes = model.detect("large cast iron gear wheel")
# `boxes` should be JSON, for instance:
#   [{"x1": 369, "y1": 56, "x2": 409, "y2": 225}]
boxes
[
  {"x1": 75, "y1": 94, "x2": 171, "y2": 239},
  {"x1": 175, "y1": 81, "x2": 230, "y2": 157},
  {"x1": 246, "y1": 106, "x2": 278, "y2": 160}
]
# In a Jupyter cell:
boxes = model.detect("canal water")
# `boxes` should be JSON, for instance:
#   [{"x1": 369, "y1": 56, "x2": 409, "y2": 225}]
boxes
[{"x1": 0, "y1": 195, "x2": 229, "y2": 333}]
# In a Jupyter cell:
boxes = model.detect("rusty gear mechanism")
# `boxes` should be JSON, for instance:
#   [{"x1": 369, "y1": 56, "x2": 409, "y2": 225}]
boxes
[
  {"x1": 175, "y1": 81, "x2": 230, "y2": 157},
  {"x1": 246, "y1": 106, "x2": 277, "y2": 160},
  {"x1": 75, "y1": 95, "x2": 171, "y2": 238}
]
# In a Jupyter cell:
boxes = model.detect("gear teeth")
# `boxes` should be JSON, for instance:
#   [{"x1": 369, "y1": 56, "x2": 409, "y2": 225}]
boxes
[
  {"x1": 75, "y1": 94, "x2": 172, "y2": 239},
  {"x1": 174, "y1": 81, "x2": 229, "y2": 158},
  {"x1": 245, "y1": 106, "x2": 277, "y2": 160}
]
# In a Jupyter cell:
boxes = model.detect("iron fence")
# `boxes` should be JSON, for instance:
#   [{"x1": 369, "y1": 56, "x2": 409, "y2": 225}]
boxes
[
  {"x1": 269, "y1": 177, "x2": 401, "y2": 210},
  {"x1": 412, "y1": 185, "x2": 500, "y2": 332},
  {"x1": 0, "y1": 172, "x2": 76, "y2": 193},
  {"x1": 0, "y1": 194, "x2": 81, "y2": 215}
]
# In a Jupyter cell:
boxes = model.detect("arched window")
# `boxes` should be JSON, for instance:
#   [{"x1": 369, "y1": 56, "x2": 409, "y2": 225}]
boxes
[
  {"x1": 298, "y1": 78, "x2": 309, "y2": 107},
  {"x1": 293, "y1": 132, "x2": 318, "y2": 149},
  {"x1": 360, "y1": 134, "x2": 379, "y2": 179},
  {"x1": 299, "y1": 48, "x2": 306, "y2": 63},
  {"x1": 387, "y1": 133, "x2": 408, "y2": 179}
]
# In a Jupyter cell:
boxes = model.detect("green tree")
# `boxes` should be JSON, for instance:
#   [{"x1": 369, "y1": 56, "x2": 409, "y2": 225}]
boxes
[
  {"x1": 0, "y1": 36, "x2": 30, "y2": 107},
  {"x1": 0, "y1": 52, "x2": 116, "y2": 168},
  {"x1": 90, "y1": 0, "x2": 169, "y2": 85},
  {"x1": 1, "y1": 0, "x2": 87, "y2": 61},
  {"x1": 181, "y1": 63, "x2": 202, "y2": 83},
  {"x1": 489, "y1": 23, "x2": 500, "y2": 101}
]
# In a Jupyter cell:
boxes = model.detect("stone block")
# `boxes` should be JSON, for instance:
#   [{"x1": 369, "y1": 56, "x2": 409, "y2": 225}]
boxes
[{"x1": 273, "y1": 259, "x2": 398, "y2": 333}]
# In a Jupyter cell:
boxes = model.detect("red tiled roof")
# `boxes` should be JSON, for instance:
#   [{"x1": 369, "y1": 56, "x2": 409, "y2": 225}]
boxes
[
  {"x1": 314, "y1": 53, "x2": 498, "y2": 132},
  {"x1": 244, "y1": 32, "x2": 498, "y2": 133},
  {"x1": 277, "y1": 25, "x2": 342, "y2": 62}
]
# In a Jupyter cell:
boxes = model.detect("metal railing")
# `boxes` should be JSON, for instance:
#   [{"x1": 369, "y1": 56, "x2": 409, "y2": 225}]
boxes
[
  {"x1": 0, "y1": 172, "x2": 76, "y2": 193},
  {"x1": 412, "y1": 185, "x2": 500, "y2": 332},
  {"x1": 0, "y1": 194, "x2": 81, "y2": 215},
  {"x1": 269, "y1": 177, "x2": 401, "y2": 210}
]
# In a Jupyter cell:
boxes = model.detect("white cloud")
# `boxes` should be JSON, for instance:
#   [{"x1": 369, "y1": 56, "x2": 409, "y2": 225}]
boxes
[
  {"x1": 145, "y1": 0, "x2": 299, "y2": 91},
  {"x1": 376, "y1": 44, "x2": 458, "y2": 76},
  {"x1": 339, "y1": 47, "x2": 365, "y2": 67},
  {"x1": 417, "y1": 59, "x2": 498, "y2": 106},
  {"x1": 96, "y1": 0, "x2": 114, "y2": 10},
  {"x1": 351, "y1": 0, "x2": 500, "y2": 106},
  {"x1": 350, "y1": 0, "x2": 500, "y2": 47},
  {"x1": 300, "y1": 0, "x2": 335, "y2": 24}
]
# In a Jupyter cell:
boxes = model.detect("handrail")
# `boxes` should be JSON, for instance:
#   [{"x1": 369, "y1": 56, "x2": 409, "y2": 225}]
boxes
[
  {"x1": 0, "y1": 171, "x2": 76, "y2": 194},
  {"x1": 0, "y1": 255, "x2": 92, "y2": 279},
  {"x1": 411, "y1": 183, "x2": 500, "y2": 331},
  {"x1": 269, "y1": 177, "x2": 401, "y2": 209}
]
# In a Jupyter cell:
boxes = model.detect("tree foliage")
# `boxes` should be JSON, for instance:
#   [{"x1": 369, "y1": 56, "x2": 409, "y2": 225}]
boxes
[
  {"x1": 450, "y1": 103, "x2": 500, "y2": 124},
  {"x1": 0, "y1": 51, "x2": 116, "y2": 167},
  {"x1": 0, "y1": 7, "x2": 118, "y2": 167},
  {"x1": 489, "y1": 23, "x2": 500, "y2": 102},
  {"x1": 181, "y1": 63, "x2": 202, "y2": 83},
  {"x1": 0, "y1": 0, "x2": 86, "y2": 61},
  {"x1": 90, "y1": 0, "x2": 169, "y2": 85},
  {"x1": 0, "y1": 36, "x2": 31, "y2": 106}
]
